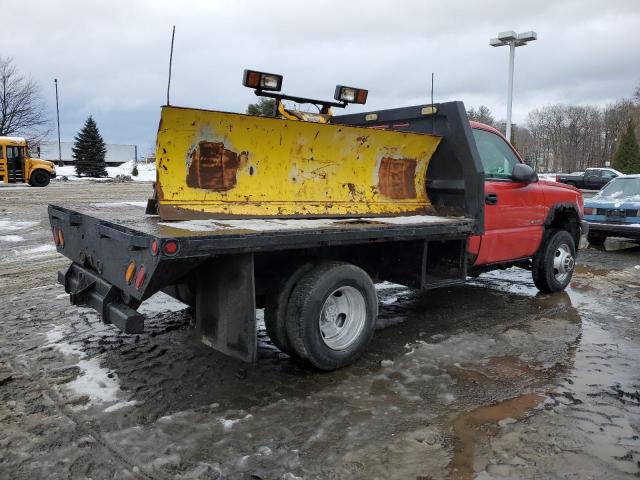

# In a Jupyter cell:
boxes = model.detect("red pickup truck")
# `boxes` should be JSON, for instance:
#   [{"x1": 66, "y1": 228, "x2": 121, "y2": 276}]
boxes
[
  {"x1": 466, "y1": 120, "x2": 585, "y2": 291},
  {"x1": 50, "y1": 101, "x2": 586, "y2": 371}
]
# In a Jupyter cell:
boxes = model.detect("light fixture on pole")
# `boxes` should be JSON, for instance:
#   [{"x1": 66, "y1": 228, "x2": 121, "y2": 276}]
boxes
[
  {"x1": 490, "y1": 30, "x2": 537, "y2": 143},
  {"x1": 54, "y1": 79, "x2": 63, "y2": 167}
]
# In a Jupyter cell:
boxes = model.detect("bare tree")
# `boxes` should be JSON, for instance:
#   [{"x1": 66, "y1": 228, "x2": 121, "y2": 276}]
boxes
[
  {"x1": 0, "y1": 57, "x2": 49, "y2": 142},
  {"x1": 466, "y1": 105, "x2": 497, "y2": 127}
]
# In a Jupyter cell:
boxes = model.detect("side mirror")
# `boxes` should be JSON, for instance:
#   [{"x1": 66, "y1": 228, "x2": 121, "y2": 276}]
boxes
[{"x1": 512, "y1": 163, "x2": 537, "y2": 183}]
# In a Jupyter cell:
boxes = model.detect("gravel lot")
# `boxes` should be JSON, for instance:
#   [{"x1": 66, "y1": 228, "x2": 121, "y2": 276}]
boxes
[{"x1": 1, "y1": 181, "x2": 639, "y2": 479}]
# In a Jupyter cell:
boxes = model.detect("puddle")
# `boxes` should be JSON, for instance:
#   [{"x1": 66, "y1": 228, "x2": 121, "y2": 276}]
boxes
[{"x1": 450, "y1": 393, "x2": 544, "y2": 479}]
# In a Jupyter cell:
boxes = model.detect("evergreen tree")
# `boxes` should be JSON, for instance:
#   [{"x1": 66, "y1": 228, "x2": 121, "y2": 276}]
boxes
[
  {"x1": 611, "y1": 119, "x2": 640, "y2": 174},
  {"x1": 131, "y1": 163, "x2": 139, "y2": 176},
  {"x1": 73, "y1": 116, "x2": 108, "y2": 177}
]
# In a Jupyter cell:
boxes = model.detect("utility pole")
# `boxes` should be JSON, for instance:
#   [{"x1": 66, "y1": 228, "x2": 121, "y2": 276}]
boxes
[
  {"x1": 54, "y1": 79, "x2": 63, "y2": 167},
  {"x1": 490, "y1": 31, "x2": 537, "y2": 143}
]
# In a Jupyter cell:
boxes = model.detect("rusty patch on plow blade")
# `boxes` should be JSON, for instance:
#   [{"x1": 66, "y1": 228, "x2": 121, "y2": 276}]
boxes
[
  {"x1": 187, "y1": 141, "x2": 242, "y2": 191},
  {"x1": 378, "y1": 157, "x2": 417, "y2": 199}
]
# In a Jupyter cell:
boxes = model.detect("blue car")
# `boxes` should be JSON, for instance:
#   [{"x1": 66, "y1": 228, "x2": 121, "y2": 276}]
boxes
[{"x1": 584, "y1": 174, "x2": 640, "y2": 245}]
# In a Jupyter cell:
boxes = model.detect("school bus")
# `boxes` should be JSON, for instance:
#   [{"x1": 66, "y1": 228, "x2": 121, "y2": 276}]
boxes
[{"x1": 0, "y1": 136, "x2": 56, "y2": 186}]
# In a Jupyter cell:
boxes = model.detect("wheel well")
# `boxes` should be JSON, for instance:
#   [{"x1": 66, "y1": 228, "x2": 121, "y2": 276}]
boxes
[{"x1": 546, "y1": 205, "x2": 580, "y2": 248}]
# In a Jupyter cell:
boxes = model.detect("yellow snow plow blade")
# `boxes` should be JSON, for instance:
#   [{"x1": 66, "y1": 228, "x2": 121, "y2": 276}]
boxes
[{"x1": 155, "y1": 106, "x2": 442, "y2": 220}]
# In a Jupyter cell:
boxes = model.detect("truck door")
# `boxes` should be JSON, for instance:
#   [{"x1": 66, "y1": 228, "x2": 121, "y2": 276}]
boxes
[
  {"x1": 583, "y1": 169, "x2": 601, "y2": 189},
  {"x1": 470, "y1": 128, "x2": 546, "y2": 265},
  {"x1": 6, "y1": 146, "x2": 25, "y2": 183},
  {"x1": 600, "y1": 169, "x2": 617, "y2": 188}
]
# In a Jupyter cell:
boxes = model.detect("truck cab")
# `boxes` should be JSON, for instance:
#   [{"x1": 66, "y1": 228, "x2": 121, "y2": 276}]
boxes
[
  {"x1": 0, "y1": 136, "x2": 56, "y2": 187},
  {"x1": 465, "y1": 122, "x2": 585, "y2": 292}
]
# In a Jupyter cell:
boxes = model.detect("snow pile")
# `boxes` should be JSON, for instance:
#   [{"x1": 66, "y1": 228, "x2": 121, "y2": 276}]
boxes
[
  {"x1": 538, "y1": 173, "x2": 559, "y2": 182},
  {"x1": 55, "y1": 160, "x2": 156, "y2": 182}
]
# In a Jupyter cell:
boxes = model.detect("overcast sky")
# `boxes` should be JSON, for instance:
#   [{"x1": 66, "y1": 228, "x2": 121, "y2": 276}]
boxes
[{"x1": 3, "y1": 0, "x2": 639, "y2": 156}]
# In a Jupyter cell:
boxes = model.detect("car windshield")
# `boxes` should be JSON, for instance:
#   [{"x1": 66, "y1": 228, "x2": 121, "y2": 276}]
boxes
[{"x1": 595, "y1": 177, "x2": 640, "y2": 200}]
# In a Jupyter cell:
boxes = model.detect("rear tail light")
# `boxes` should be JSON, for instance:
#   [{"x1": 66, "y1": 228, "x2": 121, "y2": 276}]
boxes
[
  {"x1": 163, "y1": 240, "x2": 178, "y2": 255},
  {"x1": 583, "y1": 207, "x2": 595, "y2": 215},
  {"x1": 135, "y1": 266, "x2": 146, "y2": 290},
  {"x1": 151, "y1": 240, "x2": 159, "y2": 256},
  {"x1": 57, "y1": 229, "x2": 65, "y2": 247},
  {"x1": 125, "y1": 261, "x2": 136, "y2": 284},
  {"x1": 52, "y1": 227, "x2": 59, "y2": 245}
]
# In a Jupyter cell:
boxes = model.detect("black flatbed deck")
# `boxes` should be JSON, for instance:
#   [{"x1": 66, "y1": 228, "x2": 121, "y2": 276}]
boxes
[{"x1": 50, "y1": 202, "x2": 475, "y2": 255}]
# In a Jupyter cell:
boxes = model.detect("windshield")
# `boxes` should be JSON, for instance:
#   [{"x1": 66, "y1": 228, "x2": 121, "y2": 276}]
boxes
[{"x1": 595, "y1": 177, "x2": 640, "y2": 200}]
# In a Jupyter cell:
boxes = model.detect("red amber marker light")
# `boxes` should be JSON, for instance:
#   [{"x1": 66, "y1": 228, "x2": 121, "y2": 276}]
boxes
[
  {"x1": 125, "y1": 261, "x2": 136, "y2": 284},
  {"x1": 151, "y1": 240, "x2": 159, "y2": 256},
  {"x1": 163, "y1": 240, "x2": 178, "y2": 255},
  {"x1": 135, "y1": 266, "x2": 146, "y2": 290}
]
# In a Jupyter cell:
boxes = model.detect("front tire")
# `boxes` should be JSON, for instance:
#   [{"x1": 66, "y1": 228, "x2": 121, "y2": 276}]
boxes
[
  {"x1": 285, "y1": 261, "x2": 378, "y2": 371},
  {"x1": 532, "y1": 229, "x2": 576, "y2": 293},
  {"x1": 29, "y1": 170, "x2": 51, "y2": 187}
]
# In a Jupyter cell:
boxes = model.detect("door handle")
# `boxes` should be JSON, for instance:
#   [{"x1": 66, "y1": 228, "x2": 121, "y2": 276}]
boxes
[{"x1": 485, "y1": 193, "x2": 498, "y2": 205}]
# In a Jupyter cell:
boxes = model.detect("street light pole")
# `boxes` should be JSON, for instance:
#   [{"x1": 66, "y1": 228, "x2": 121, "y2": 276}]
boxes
[
  {"x1": 490, "y1": 30, "x2": 537, "y2": 143},
  {"x1": 54, "y1": 79, "x2": 62, "y2": 167}
]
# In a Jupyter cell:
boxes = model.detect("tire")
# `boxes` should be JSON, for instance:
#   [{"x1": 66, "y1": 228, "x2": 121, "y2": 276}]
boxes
[
  {"x1": 532, "y1": 229, "x2": 576, "y2": 293},
  {"x1": 285, "y1": 261, "x2": 378, "y2": 371},
  {"x1": 29, "y1": 170, "x2": 51, "y2": 187},
  {"x1": 587, "y1": 233, "x2": 606, "y2": 246},
  {"x1": 264, "y1": 262, "x2": 314, "y2": 355}
]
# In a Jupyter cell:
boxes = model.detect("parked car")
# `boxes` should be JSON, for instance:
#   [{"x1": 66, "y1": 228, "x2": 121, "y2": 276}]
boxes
[
  {"x1": 584, "y1": 175, "x2": 640, "y2": 244},
  {"x1": 556, "y1": 167, "x2": 621, "y2": 190}
]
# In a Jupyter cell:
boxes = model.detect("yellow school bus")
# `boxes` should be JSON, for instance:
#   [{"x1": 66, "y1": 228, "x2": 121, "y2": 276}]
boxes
[{"x1": 0, "y1": 136, "x2": 56, "y2": 186}]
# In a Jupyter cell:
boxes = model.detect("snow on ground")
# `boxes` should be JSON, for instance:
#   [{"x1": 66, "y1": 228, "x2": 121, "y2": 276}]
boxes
[
  {"x1": 0, "y1": 219, "x2": 37, "y2": 231},
  {"x1": 55, "y1": 160, "x2": 156, "y2": 182},
  {"x1": 0, "y1": 235, "x2": 24, "y2": 242},
  {"x1": 12, "y1": 245, "x2": 56, "y2": 257},
  {"x1": 538, "y1": 173, "x2": 559, "y2": 182},
  {"x1": 138, "y1": 291, "x2": 189, "y2": 315},
  {"x1": 45, "y1": 324, "x2": 135, "y2": 411}
]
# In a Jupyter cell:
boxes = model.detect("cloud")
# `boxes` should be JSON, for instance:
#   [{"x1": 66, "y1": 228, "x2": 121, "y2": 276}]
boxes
[{"x1": 3, "y1": 0, "x2": 639, "y2": 153}]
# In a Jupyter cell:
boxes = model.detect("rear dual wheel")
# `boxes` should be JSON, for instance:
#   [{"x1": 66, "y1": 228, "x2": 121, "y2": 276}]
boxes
[{"x1": 266, "y1": 261, "x2": 378, "y2": 371}]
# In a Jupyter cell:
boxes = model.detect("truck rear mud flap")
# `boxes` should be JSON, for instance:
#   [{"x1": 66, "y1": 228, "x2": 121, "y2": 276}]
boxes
[{"x1": 58, "y1": 263, "x2": 144, "y2": 334}]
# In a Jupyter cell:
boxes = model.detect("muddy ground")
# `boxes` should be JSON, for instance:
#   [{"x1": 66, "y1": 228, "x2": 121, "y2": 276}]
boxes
[{"x1": 0, "y1": 181, "x2": 639, "y2": 480}]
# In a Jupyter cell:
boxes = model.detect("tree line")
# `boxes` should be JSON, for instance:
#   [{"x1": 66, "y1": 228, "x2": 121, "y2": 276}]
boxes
[
  {"x1": 2, "y1": 54, "x2": 638, "y2": 176},
  {"x1": 467, "y1": 86, "x2": 640, "y2": 173}
]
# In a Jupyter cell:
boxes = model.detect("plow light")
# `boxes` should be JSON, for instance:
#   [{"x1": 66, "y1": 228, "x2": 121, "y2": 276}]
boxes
[
  {"x1": 243, "y1": 69, "x2": 283, "y2": 91},
  {"x1": 334, "y1": 85, "x2": 368, "y2": 104}
]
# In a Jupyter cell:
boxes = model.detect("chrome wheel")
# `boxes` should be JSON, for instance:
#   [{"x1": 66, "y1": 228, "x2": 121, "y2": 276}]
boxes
[
  {"x1": 319, "y1": 286, "x2": 367, "y2": 351},
  {"x1": 553, "y1": 243, "x2": 574, "y2": 283}
]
